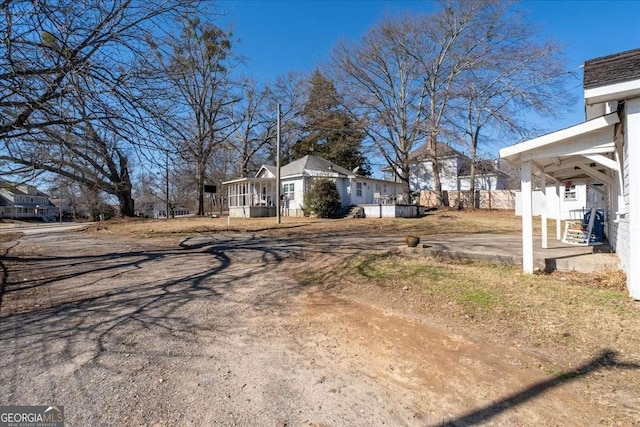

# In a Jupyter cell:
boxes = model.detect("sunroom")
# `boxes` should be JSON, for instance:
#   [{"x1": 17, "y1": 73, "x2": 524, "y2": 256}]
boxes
[{"x1": 224, "y1": 177, "x2": 277, "y2": 218}]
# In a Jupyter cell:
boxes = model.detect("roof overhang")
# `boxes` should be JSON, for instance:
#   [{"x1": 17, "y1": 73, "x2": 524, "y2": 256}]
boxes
[
  {"x1": 584, "y1": 77, "x2": 640, "y2": 105},
  {"x1": 499, "y1": 113, "x2": 620, "y2": 184},
  {"x1": 222, "y1": 177, "x2": 276, "y2": 185}
]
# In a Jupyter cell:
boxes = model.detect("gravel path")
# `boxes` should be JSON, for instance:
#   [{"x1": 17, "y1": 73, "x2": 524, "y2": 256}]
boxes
[
  {"x1": 0, "y1": 232, "x2": 414, "y2": 426},
  {"x1": 2, "y1": 231, "x2": 636, "y2": 426}
]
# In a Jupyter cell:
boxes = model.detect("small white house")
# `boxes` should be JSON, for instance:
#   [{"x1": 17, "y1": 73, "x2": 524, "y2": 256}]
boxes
[
  {"x1": 139, "y1": 202, "x2": 190, "y2": 218},
  {"x1": 500, "y1": 48, "x2": 640, "y2": 300},
  {"x1": 223, "y1": 155, "x2": 407, "y2": 218}
]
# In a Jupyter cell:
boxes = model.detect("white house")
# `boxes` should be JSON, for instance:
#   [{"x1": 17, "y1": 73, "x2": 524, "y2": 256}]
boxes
[
  {"x1": 0, "y1": 180, "x2": 57, "y2": 221},
  {"x1": 138, "y1": 202, "x2": 190, "y2": 218},
  {"x1": 223, "y1": 155, "x2": 407, "y2": 218},
  {"x1": 514, "y1": 182, "x2": 606, "y2": 218},
  {"x1": 407, "y1": 143, "x2": 510, "y2": 192},
  {"x1": 500, "y1": 48, "x2": 640, "y2": 300}
]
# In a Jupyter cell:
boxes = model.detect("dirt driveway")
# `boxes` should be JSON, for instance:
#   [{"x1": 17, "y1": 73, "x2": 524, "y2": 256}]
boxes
[{"x1": 1, "y1": 230, "x2": 638, "y2": 426}]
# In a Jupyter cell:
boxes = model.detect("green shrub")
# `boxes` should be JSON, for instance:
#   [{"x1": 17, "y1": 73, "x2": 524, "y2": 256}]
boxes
[{"x1": 303, "y1": 178, "x2": 341, "y2": 218}]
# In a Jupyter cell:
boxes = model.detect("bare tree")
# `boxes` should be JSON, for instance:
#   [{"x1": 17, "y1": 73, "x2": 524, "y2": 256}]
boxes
[
  {"x1": 448, "y1": 4, "x2": 571, "y2": 207},
  {"x1": 330, "y1": 1, "x2": 570, "y2": 205},
  {"x1": 330, "y1": 17, "x2": 429, "y2": 200},
  {"x1": 226, "y1": 79, "x2": 276, "y2": 177},
  {"x1": 0, "y1": 0, "x2": 201, "y2": 215},
  {"x1": 265, "y1": 72, "x2": 308, "y2": 165},
  {"x1": 155, "y1": 17, "x2": 240, "y2": 215}
]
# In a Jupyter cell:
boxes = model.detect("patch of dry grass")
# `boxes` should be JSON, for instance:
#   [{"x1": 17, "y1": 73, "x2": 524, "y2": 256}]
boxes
[
  {"x1": 0, "y1": 232, "x2": 23, "y2": 243},
  {"x1": 87, "y1": 209, "x2": 537, "y2": 238},
  {"x1": 303, "y1": 254, "x2": 640, "y2": 362},
  {"x1": 551, "y1": 268, "x2": 628, "y2": 291}
]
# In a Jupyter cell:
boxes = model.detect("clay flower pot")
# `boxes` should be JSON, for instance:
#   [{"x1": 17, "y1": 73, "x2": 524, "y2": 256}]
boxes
[{"x1": 405, "y1": 235, "x2": 420, "y2": 247}]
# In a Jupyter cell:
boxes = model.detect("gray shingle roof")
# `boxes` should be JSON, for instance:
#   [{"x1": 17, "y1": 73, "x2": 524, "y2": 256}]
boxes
[
  {"x1": 583, "y1": 48, "x2": 640, "y2": 89},
  {"x1": 458, "y1": 159, "x2": 500, "y2": 176},
  {"x1": 409, "y1": 143, "x2": 465, "y2": 162},
  {"x1": 280, "y1": 155, "x2": 355, "y2": 178}
]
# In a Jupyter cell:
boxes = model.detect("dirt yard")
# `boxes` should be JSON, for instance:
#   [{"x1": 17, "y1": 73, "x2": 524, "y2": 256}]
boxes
[{"x1": 1, "y1": 213, "x2": 639, "y2": 426}]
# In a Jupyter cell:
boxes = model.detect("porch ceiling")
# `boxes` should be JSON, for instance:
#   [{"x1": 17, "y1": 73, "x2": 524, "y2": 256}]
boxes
[{"x1": 499, "y1": 113, "x2": 620, "y2": 183}]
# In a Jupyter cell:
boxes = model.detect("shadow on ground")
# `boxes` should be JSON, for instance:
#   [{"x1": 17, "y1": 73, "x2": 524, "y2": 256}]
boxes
[{"x1": 436, "y1": 349, "x2": 640, "y2": 426}]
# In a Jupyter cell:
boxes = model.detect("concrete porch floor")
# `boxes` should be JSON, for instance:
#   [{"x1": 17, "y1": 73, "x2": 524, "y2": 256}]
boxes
[{"x1": 401, "y1": 234, "x2": 620, "y2": 273}]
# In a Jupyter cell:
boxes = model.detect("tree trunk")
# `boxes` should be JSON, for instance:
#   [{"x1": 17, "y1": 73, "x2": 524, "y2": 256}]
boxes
[
  {"x1": 469, "y1": 130, "x2": 479, "y2": 209},
  {"x1": 428, "y1": 135, "x2": 445, "y2": 206},
  {"x1": 469, "y1": 151, "x2": 477, "y2": 210},
  {"x1": 196, "y1": 162, "x2": 205, "y2": 216},
  {"x1": 400, "y1": 155, "x2": 412, "y2": 204},
  {"x1": 116, "y1": 188, "x2": 135, "y2": 217},
  {"x1": 402, "y1": 179, "x2": 411, "y2": 204},
  {"x1": 116, "y1": 154, "x2": 135, "y2": 217}
]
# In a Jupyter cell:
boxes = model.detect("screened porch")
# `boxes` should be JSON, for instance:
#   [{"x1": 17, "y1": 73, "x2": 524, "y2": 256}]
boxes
[{"x1": 224, "y1": 178, "x2": 278, "y2": 218}]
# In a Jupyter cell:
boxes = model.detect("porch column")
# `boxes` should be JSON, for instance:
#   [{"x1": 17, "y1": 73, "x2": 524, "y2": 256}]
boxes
[
  {"x1": 541, "y1": 175, "x2": 548, "y2": 249},
  {"x1": 555, "y1": 183, "x2": 562, "y2": 240},
  {"x1": 627, "y1": 98, "x2": 640, "y2": 299},
  {"x1": 521, "y1": 161, "x2": 534, "y2": 273}
]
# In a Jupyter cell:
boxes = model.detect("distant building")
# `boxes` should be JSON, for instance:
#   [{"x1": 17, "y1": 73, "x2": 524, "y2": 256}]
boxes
[
  {"x1": 405, "y1": 143, "x2": 510, "y2": 191},
  {"x1": 138, "y1": 202, "x2": 190, "y2": 218},
  {"x1": 0, "y1": 180, "x2": 58, "y2": 221},
  {"x1": 381, "y1": 143, "x2": 511, "y2": 193}
]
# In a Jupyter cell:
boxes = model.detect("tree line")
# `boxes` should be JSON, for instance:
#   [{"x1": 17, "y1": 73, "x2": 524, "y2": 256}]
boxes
[{"x1": 0, "y1": 0, "x2": 570, "y2": 216}]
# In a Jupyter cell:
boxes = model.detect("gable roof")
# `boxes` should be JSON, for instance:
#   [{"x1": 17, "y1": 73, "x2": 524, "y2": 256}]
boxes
[
  {"x1": 584, "y1": 48, "x2": 640, "y2": 89},
  {"x1": 409, "y1": 143, "x2": 466, "y2": 162},
  {"x1": 255, "y1": 165, "x2": 276, "y2": 178},
  {"x1": 458, "y1": 159, "x2": 502, "y2": 177},
  {"x1": 0, "y1": 180, "x2": 49, "y2": 197},
  {"x1": 280, "y1": 155, "x2": 355, "y2": 178}
]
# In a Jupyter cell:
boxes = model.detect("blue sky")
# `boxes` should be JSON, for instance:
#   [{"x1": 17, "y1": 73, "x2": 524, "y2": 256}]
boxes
[{"x1": 218, "y1": 0, "x2": 640, "y2": 153}]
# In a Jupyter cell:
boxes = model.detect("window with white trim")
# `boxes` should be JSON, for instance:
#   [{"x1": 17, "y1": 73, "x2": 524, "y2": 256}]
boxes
[
  {"x1": 564, "y1": 185, "x2": 577, "y2": 201},
  {"x1": 283, "y1": 183, "x2": 295, "y2": 200},
  {"x1": 356, "y1": 182, "x2": 363, "y2": 197}
]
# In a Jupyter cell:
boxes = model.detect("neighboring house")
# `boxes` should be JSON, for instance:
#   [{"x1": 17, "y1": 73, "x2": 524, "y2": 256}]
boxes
[
  {"x1": 385, "y1": 143, "x2": 510, "y2": 191},
  {"x1": 515, "y1": 182, "x2": 606, "y2": 219},
  {"x1": 500, "y1": 48, "x2": 640, "y2": 300},
  {"x1": 0, "y1": 180, "x2": 58, "y2": 221},
  {"x1": 457, "y1": 159, "x2": 510, "y2": 191},
  {"x1": 223, "y1": 155, "x2": 408, "y2": 218},
  {"x1": 138, "y1": 202, "x2": 190, "y2": 218}
]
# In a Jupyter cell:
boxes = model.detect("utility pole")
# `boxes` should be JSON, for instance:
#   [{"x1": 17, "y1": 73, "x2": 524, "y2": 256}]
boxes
[
  {"x1": 276, "y1": 103, "x2": 281, "y2": 224},
  {"x1": 165, "y1": 151, "x2": 170, "y2": 219}
]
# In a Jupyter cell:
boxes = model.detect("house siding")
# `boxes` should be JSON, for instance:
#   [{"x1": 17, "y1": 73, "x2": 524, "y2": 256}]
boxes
[
  {"x1": 539, "y1": 184, "x2": 605, "y2": 219},
  {"x1": 410, "y1": 157, "x2": 460, "y2": 191},
  {"x1": 282, "y1": 177, "x2": 304, "y2": 215},
  {"x1": 335, "y1": 178, "x2": 351, "y2": 207},
  {"x1": 458, "y1": 174, "x2": 507, "y2": 191},
  {"x1": 619, "y1": 97, "x2": 640, "y2": 298},
  {"x1": 614, "y1": 109, "x2": 630, "y2": 278}
]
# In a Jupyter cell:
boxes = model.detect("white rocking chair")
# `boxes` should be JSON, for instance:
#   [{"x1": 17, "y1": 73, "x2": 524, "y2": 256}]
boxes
[{"x1": 561, "y1": 207, "x2": 597, "y2": 246}]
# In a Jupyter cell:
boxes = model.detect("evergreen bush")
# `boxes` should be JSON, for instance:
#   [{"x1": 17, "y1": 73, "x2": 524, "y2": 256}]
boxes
[{"x1": 303, "y1": 179, "x2": 341, "y2": 218}]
